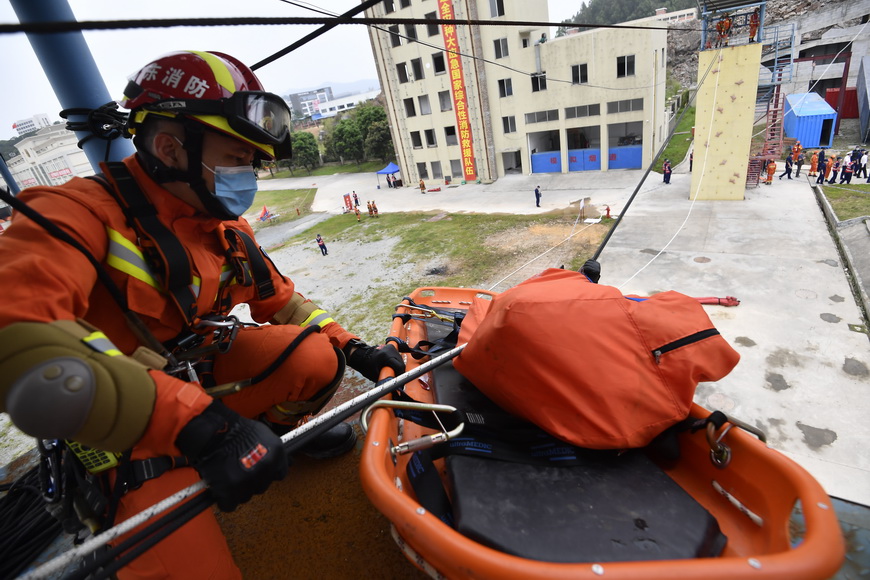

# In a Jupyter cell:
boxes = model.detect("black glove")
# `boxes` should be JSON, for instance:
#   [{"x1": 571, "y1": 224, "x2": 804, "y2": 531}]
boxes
[
  {"x1": 176, "y1": 400, "x2": 288, "y2": 512},
  {"x1": 344, "y1": 340, "x2": 405, "y2": 382},
  {"x1": 580, "y1": 259, "x2": 601, "y2": 283}
]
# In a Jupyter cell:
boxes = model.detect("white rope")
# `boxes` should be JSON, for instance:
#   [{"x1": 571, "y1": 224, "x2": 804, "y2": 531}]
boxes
[
  {"x1": 617, "y1": 48, "x2": 724, "y2": 290},
  {"x1": 21, "y1": 346, "x2": 466, "y2": 580},
  {"x1": 486, "y1": 221, "x2": 596, "y2": 291}
]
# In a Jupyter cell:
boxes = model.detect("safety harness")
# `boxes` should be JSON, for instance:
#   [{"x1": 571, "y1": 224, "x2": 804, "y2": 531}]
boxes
[{"x1": 0, "y1": 162, "x2": 302, "y2": 537}]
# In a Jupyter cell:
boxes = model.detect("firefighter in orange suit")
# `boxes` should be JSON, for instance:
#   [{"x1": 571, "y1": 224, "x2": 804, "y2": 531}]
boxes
[
  {"x1": 748, "y1": 8, "x2": 760, "y2": 42},
  {"x1": 765, "y1": 159, "x2": 777, "y2": 184},
  {"x1": 809, "y1": 152, "x2": 819, "y2": 177},
  {"x1": 0, "y1": 51, "x2": 403, "y2": 579}
]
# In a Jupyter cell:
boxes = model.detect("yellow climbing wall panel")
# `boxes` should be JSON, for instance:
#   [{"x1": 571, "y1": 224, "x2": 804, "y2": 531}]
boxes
[{"x1": 691, "y1": 43, "x2": 762, "y2": 201}]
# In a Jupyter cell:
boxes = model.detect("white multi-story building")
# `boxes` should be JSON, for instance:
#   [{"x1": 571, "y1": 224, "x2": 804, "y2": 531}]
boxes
[
  {"x1": 12, "y1": 113, "x2": 53, "y2": 137},
  {"x1": 287, "y1": 88, "x2": 335, "y2": 119},
  {"x1": 366, "y1": 0, "x2": 667, "y2": 183},
  {"x1": 315, "y1": 89, "x2": 383, "y2": 119},
  {"x1": 5, "y1": 124, "x2": 94, "y2": 190}
]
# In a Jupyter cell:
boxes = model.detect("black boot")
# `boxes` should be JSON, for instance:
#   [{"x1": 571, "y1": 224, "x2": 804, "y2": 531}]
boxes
[
  {"x1": 299, "y1": 422, "x2": 357, "y2": 459},
  {"x1": 261, "y1": 415, "x2": 357, "y2": 459}
]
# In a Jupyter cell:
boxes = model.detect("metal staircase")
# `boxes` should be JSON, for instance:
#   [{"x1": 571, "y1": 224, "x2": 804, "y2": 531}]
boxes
[{"x1": 747, "y1": 23, "x2": 795, "y2": 187}]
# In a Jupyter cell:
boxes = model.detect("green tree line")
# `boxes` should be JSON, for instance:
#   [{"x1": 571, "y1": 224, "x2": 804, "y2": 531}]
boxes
[
  {"x1": 557, "y1": 0, "x2": 696, "y2": 30},
  {"x1": 273, "y1": 99, "x2": 394, "y2": 176}
]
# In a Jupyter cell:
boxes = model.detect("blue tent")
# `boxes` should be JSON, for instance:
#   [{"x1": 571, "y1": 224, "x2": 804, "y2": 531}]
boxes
[
  {"x1": 375, "y1": 162, "x2": 399, "y2": 187},
  {"x1": 376, "y1": 162, "x2": 399, "y2": 174}
]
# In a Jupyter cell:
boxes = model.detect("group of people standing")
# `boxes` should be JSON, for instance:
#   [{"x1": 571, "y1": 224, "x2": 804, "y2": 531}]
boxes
[
  {"x1": 813, "y1": 148, "x2": 869, "y2": 185},
  {"x1": 762, "y1": 142, "x2": 868, "y2": 186},
  {"x1": 349, "y1": 191, "x2": 379, "y2": 223},
  {"x1": 385, "y1": 174, "x2": 399, "y2": 188}
]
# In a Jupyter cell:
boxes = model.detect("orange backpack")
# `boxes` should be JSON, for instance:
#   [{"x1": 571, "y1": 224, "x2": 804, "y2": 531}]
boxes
[{"x1": 454, "y1": 268, "x2": 740, "y2": 449}]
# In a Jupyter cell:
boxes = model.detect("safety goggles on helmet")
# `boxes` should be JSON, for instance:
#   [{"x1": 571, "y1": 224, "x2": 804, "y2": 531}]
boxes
[{"x1": 139, "y1": 91, "x2": 291, "y2": 147}]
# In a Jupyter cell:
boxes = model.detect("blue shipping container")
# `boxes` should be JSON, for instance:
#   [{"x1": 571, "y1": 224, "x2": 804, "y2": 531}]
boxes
[{"x1": 783, "y1": 93, "x2": 837, "y2": 148}]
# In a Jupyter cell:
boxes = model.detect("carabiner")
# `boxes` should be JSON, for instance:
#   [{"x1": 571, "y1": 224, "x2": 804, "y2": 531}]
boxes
[{"x1": 361, "y1": 400, "x2": 464, "y2": 456}]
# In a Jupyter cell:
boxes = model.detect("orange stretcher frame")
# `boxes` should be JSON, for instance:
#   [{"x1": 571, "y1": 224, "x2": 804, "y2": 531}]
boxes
[{"x1": 359, "y1": 286, "x2": 845, "y2": 580}]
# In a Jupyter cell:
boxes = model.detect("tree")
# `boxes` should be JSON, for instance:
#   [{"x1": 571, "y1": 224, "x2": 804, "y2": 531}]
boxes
[
  {"x1": 365, "y1": 120, "x2": 394, "y2": 163},
  {"x1": 557, "y1": 0, "x2": 696, "y2": 30},
  {"x1": 290, "y1": 131, "x2": 320, "y2": 174},
  {"x1": 332, "y1": 118, "x2": 364, "y2": 165},
  {"x1": 352, "y1": 103, "x2": 387, "y2": 146}
]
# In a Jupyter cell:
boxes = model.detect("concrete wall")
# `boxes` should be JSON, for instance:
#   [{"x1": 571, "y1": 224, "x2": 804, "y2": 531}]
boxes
[{"x1": 691, "y1": 43, "x2": 763, "y2": 201}]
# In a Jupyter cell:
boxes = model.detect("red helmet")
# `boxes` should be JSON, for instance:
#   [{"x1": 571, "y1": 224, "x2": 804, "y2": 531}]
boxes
[{"x1": 120, "y1": 50, "x2": 291, "y2": 159}]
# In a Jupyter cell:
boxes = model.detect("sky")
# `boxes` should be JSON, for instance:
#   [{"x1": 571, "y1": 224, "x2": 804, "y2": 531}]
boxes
[{"x1": 0, "y1": 0, "x2": 582, "y2": 141}]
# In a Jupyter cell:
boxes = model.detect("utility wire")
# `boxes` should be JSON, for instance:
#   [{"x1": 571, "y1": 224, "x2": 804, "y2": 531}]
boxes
[{"x1": 0, "y1": 16, "x2": 700, "y2": 35}]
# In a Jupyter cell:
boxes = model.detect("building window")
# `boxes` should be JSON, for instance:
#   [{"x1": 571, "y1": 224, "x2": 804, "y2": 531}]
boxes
[
  {"x1": 521, "y1": 35, "x2": 531, "y2": 48},
  {"x1": 425, "y1": 12, "x2": 439, "y2": 37},
  {"x1": 418, "y1": 95, "x2": 431, "y2": 115},
  {"x1": 606, "y1": 98, "x2": 644, "y2": 114},
  {"x1": 489, "y1": 0, "x2": 505, "y2": 17},
  {"x1": 417, "y1": 161, "x2": 429, "y2": 179},
  {"x1": 425, "y1": 129, "x2": 437, "y2": 147},
  {"x1": 524, "y1": 109, "x2": 559, "y2": 124},
  {"x1": 572, "y1": 64, "x2": 588, "y2": 84},
  {"x1": 397, "y1": 63, "x2": 409, "y2": 83},
  {"x1": 431, "y1": 161, "x2": 443, "y2": 180},
  {"x1": 498, "y1": 78, "x2": 513, "y2": 98},
  {"x1": 404, "y1": 97, "x2": 416, "y2": 117},
  {"x1": 444, "y1": 126, "x2": 458, "y2": 146},
  {"x1": 531, "y1": 73, "x2": 547, "y2": 92},
  {"x1": 399, "y1": 0, "x2": 410, "y2": 7},
  {"x1": 617, "y1": 55, "x2": 635, "y2": 78},
  {"x1": 565, "y1": 104, "x2": 601, "y2": 119},
  {"x1": 502, "y1": 116, "x2": 516, "y2": 133},
  {"x1": 411, "y1": 131, "x2": 423, "y2": 148},
  {"x1": 494, "y1": 38, "x2": 509, "y2": 59},
  {"x1": 433, "y1": 52, "x2": 446, "y2": 75},
  {"x1": 405, "y1": 24, "x2": 417, "y2": 42},
  {"x1": 439, "y1": 90, "x2": 453, "y2": 111},
  {"x1": 411, "y1": 58, "x2": 424, "y2": 81},
  {"x1": 389, "y1": 25, "x2": 402, "y2": 47},
  {"x1": 450, "y1": 159, "x2": 462, "y2": 177},
  {"x1": 383, "y1": 0, "x2": 395, "y2": 14}
]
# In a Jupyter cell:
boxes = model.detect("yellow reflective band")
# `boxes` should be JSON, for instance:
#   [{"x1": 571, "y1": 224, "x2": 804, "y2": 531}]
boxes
[
  {"x1": 190, "y1": 275, "x2": 201, "y2": 298},
  {"x1": 83, "y1": 331, "x2": 123, "y2": 357},
  {"x1": 301, "y1": 309, "x2": 334, "y2": 329},
  {"x1": 190, "y1": 50, "x2": 237, "y2": 93},
  {"x1": 105, "y1": 228, "x2": 161, "y2": 290}
]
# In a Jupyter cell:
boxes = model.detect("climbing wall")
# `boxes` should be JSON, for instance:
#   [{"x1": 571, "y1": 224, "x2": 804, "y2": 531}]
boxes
[{"x1": 691, "y1": 43, "x2": 763, "y2": 201}]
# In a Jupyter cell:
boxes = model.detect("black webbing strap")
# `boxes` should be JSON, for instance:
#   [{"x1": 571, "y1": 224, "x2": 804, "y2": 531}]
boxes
[
  {"x1": 406, "y1": 449, "x2": 454, "y2": 527},
  {"x1": 100, "y1": 162, "x2": 199, "y2": 326},
  {"x1": 223, "y1": 227, "x2": 276, "y2": 300}
]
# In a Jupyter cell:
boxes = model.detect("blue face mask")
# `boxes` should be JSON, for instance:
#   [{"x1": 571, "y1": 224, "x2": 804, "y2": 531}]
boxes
[{"x1": 202, "y1": 163, "x2": 258, "y2": 218}]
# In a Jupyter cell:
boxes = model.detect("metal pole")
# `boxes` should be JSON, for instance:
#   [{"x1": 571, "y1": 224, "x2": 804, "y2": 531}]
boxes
[
  {"x1": 10, "y1": 0, "x2": 134, "y2": 172},
  {"x1": 0, "y1": 153, "x2": 21, "y2": 195}
]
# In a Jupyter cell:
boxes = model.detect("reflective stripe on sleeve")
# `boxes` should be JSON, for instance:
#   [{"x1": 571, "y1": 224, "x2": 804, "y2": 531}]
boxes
[
  {"x1": 301, "y1": 309, "x2": 334, "y2": 329},
  {"x1": 105, "y1": 227, "x2": 161, "y2": 290},
  {"x1": 82, "y1": 331, "x2": 124, "y2": 357}
]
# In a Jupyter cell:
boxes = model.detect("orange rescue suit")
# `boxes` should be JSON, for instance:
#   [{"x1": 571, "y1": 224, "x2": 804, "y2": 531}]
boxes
[{"x1": 0, "y1": 154, "x2": 355, "y2": 579}]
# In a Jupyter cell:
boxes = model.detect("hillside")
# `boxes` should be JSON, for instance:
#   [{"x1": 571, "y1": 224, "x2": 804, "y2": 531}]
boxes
[{"x1": 667, "y1": 0, "x2": 857, "y2": 88}]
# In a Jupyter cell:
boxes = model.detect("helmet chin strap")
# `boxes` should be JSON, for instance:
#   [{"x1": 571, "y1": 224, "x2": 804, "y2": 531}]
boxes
[{"x1": 137, "y1": 119, "x2": 237, "y2": 221}]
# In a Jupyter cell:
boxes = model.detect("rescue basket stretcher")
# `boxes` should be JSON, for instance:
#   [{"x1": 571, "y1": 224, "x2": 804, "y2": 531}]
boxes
[{"x1": 359, "y1": 286, "x2": 845, "y2": 580}]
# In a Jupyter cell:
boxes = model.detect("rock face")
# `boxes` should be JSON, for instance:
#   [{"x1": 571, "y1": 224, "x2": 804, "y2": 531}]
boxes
[{"x1": 666, "y1": 0, "x2": 854, "y2": 87}]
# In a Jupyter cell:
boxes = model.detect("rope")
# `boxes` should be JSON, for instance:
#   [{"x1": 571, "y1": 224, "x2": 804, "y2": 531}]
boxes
[{"x1": 606, "y1": 48, "x2": 721, "y2": 289}]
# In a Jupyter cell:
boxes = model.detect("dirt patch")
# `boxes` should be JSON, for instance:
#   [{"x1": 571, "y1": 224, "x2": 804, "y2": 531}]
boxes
[{"x1": 483, "y1": 221, "x2": 609, "y2": 275}]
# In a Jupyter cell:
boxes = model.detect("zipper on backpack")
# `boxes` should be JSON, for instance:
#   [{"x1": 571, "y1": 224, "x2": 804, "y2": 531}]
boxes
[{"x1": 652, "y1": 328, "x2": 720, "y2": 364}]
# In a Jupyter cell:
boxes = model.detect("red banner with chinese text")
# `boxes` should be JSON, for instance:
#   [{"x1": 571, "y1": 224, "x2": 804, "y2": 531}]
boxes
[{"x1": 438, "y1": 0, "x2": 477, "y2": 181}]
